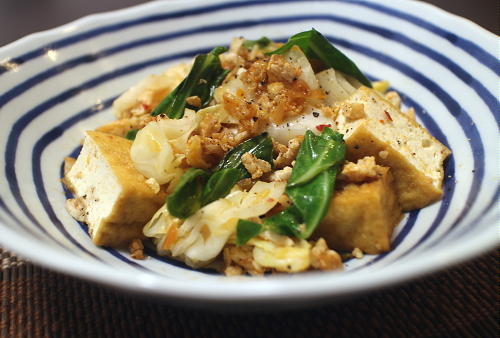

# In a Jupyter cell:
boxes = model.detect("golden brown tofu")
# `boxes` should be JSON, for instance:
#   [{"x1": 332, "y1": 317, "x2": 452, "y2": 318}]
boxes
[
  {"x1": 314, "y1": 167, "x2": 402, "y2": 254},
  {"x1": 335, "y1": 87, "x2": 451, "y2": 211},
  {"x1": 64, "y1": 131, "x2": 166, "y2": 247}
]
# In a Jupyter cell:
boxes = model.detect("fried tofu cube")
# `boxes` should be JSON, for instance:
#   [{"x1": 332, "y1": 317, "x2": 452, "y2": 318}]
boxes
[
  {"x1": 335, "y1": 87, "x2": 451, "y2": 211},
  {"x1": 314, "y1": 167, "x2": 402, "y2": 254},
  {"x1": 64, "y1": 131, "x2": 165, "y2": 247}
]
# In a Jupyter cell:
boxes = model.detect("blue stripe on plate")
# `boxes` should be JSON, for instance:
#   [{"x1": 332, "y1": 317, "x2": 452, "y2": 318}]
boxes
[
  {"x1": 358, "y1": 0, "x2": 499, "y2": 75},
  {"x1": 439, "y1": 185, "x2": 499, "y2": 242},
  {"x1": 144, "y1": 246, "x2": 219, "y2": 275},
  {"x1": 347, "y1": 210, "x2": 420, "y2": 272},
  {"x1": 0, "y1": 196, "x2": 48, "y2": 241},
  {"x1": 1, "y1": 0, "x2": 496, "y2": 77},
  {"x1": 2, "y1": 164, "x2": 81, "y2": 253}
]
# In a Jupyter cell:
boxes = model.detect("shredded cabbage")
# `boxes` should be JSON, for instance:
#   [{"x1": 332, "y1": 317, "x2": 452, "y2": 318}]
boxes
[
  {"x1": 143, "y1": 181, "x2": 286, "y2": 266},
  {"x1": 130, "y1": 109, "x2": 199, "y2": 185},
  {"x1": 316, "y1": 68, "x2": 360, "y2": 105}
]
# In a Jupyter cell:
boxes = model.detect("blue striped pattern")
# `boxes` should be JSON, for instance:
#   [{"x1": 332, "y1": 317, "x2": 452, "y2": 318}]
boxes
[{"x1": 0, "y1": 0, "x2": 497, "y2": 295}]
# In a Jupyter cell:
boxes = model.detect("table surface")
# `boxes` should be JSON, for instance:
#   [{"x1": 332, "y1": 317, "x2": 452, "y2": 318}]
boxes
[{"x1": 0, "y1": 1, "x2": 498, "y2": 337}]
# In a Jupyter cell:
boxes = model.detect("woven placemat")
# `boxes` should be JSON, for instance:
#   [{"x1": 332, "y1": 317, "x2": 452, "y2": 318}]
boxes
[{"x1": 1, "y1": 248, "x2": 498, "y2": 337}]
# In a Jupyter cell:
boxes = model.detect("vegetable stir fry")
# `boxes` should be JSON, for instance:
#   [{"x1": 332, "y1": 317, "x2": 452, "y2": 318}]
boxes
[{"x1": 63, "y1": 30, "x2": 451, "y2": 275}]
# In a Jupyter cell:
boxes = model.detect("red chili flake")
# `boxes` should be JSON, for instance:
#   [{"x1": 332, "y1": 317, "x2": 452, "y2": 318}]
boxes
[
  {"x1": 384, "y1": 110, "x2": 393, "y2": 121},
  {"x1": 316, "y1": 124, "x2": 332, "y2": 131},
  {"x1": 141, "y1": 103, "x2": 150, "y2": 111},
  {"x1": 267, "y1": 198, "x2": 275, "y2": 203},
  {"x1": 379, "y1": 120, "x2": 385, "y2": 124}
]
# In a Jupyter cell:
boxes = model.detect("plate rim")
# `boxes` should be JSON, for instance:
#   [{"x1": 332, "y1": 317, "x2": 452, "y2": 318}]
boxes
[{"x1": 0, "y1": 0, "x2": 498, "y2": 304}]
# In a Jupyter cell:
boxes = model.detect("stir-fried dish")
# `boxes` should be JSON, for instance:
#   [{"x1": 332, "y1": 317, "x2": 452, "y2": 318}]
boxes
[{"x1": 63, "y1": 30, "x2": 451, "y2": 275}]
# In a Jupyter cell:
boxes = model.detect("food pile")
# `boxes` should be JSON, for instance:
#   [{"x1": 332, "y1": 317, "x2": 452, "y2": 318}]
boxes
[{"x1": 63, "y1": 30, "x2": 451, "y2": 275}]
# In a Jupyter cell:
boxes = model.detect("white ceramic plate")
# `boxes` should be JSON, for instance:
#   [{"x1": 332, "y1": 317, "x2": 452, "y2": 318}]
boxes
[{"x1": 0, "y1": 0, "x2": 497, "y2": 308}]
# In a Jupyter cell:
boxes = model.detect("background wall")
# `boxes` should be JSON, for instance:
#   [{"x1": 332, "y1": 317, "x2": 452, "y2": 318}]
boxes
[{"x1": 0, "y1": 0, "x2": 497, "y2": 47}]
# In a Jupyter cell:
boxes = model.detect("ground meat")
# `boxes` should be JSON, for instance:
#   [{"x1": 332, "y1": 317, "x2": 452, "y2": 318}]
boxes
[
  {"x1": 201, "y1": 137, "x2": 226, "y2": 158},
  {"x1": 129, "y1": 239, "x2": 145, "y2": 260},
  {"x1": 210, "y1": 128, "x2": 250, "y2": 152},
  {"x1": 267, "y1": 81, "x2": 285, "y2": 97},
  {"x1": 237, "y1": 178, "x2": 255, "y2": 191},
  {"x1": 186, "y1": 135, "x2": 212, "y2": 169},
  {"x1": 241, "y1": 58, "x2": 268, "y2": 92},
  {"x1": 338, "y1": 156, "x2": 384, "y2": 183},
  {"x1": 267, "y1": 54, "x2": 301, "y2": 83},
  {"x1": 310, "y1": 238, "x2": 342, "y2": 271},
  {"x1": 198, "y1": 111, "x2": 222, "y2": 138},
  {"x1": 266, "y1": 166, "x2": 293, "y2": 182},
  {"x1": 223, "y1": 92, "x2": 259, "y2": 121},
  {"x1": 186, "y1": 95, "x2": 201, "y2": 108},
  {"x1": 186, "y1": 134, "x2": 229, "y2": 169},
  {"x1": 219, "y1": 52, "x2": 245, "y2": 71},
  {"x1": 241, "y1": 152, "x2": 272, "y2": 179},
  {"x1": 352, "y1": 247, "x2": 364, "y2": 259},
  {"x1": 403, "y1": 107, "x2": 416, "y2": 121},
  {"x1": 378, "y1": 150, "x2": 389, "y2": 159},
  {"x1": 188, "y1": 110, "x2": 255, "y2": 168},
  {"x1": 321, "y1": 105, "x2": 337, "y2": 119},
  {"x1": 63, "y1": 157, "x2": 76, "y2": 176},
  {"x1": 385, "y1": 91, "x2": 401, "y2": 109},
  {"x1": 385, "y1": 91, "x2": 416, "y2": 121},
  {"x1": 65, "y1": 198, "x2": 86, "y2": 223},
  {"x1": 274, "y1": 136, "x2": 303, "y2": 169},
  {"x1": 343, "y1": 103, "x2": 366, "y2": 121},
  {"x1": 223, "y1": 245, "x2": 265, "y2": 276},
  {"x1": 145, "y1": 178, "x2": 160, "y2": 194},
  {"x1": 224, "y1": 54, "x2": 313, "y2": 126},
  {"x1": 224, "y1": 265, "x2": 244, "y2": 276}
]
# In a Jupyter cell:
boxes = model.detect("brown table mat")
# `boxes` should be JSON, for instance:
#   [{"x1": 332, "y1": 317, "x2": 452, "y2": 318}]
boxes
[{"x1": 1, "y1": 248, "x2": 498, "y2": 337}]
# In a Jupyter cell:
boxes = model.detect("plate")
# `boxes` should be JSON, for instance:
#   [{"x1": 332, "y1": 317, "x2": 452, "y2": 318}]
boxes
[{"x1": 0, "y1": 0, "x2": 497, "y2": 308}]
